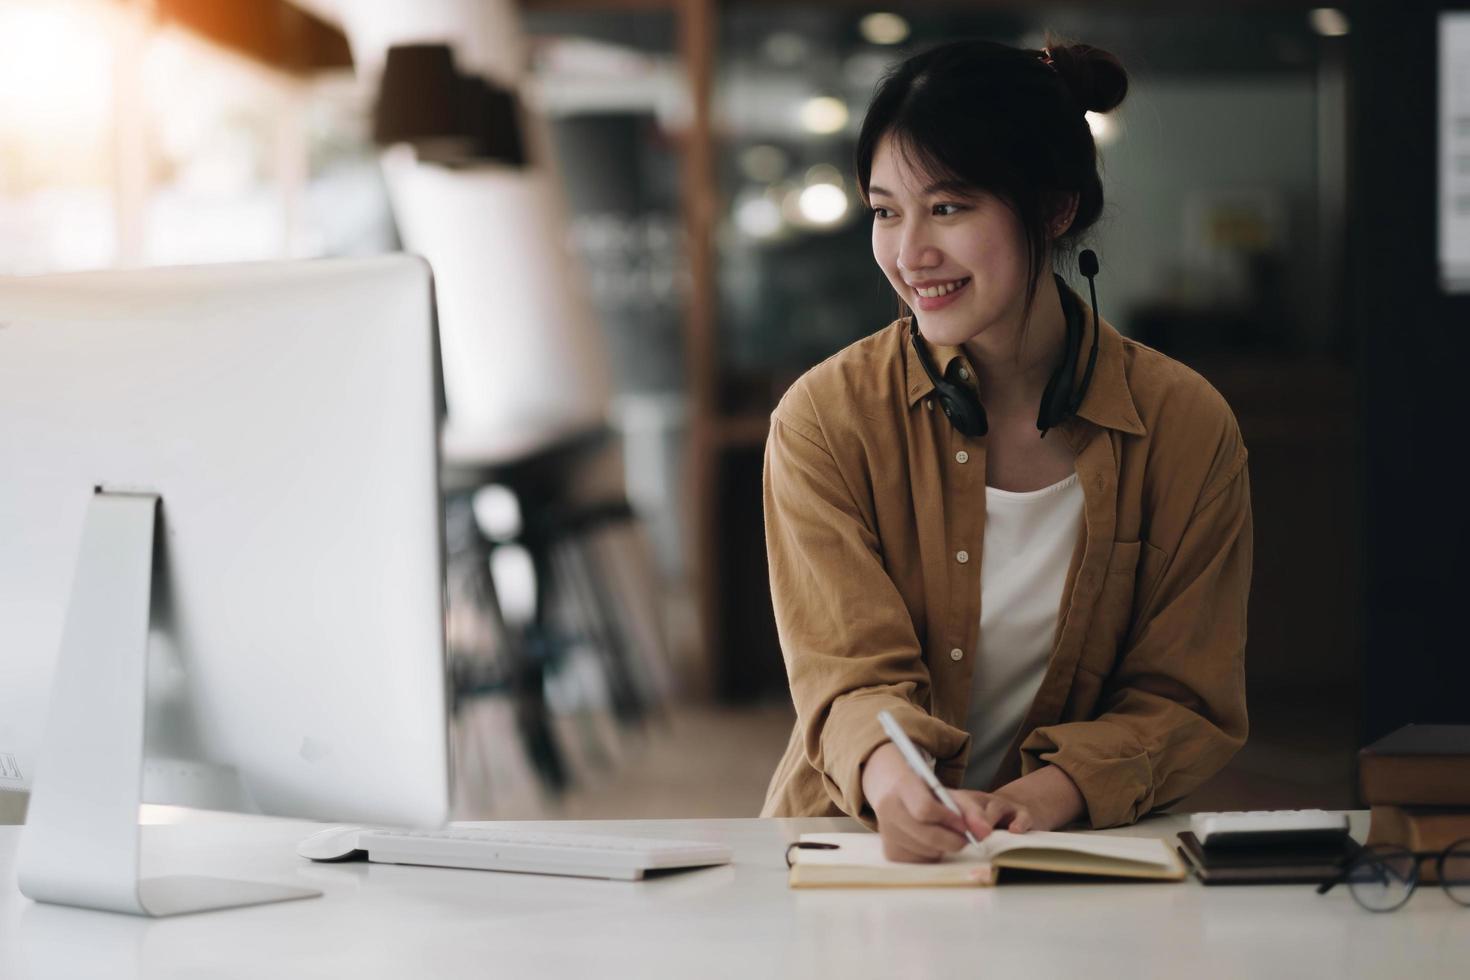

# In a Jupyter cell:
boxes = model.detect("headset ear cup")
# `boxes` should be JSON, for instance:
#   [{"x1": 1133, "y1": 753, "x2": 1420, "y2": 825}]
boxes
[
  {"x1": 910, "y1": 320, "x2": 988, "y2": 437},
  {"x1": 939, "y1": 388, "x2": 988, "y2": 437}
]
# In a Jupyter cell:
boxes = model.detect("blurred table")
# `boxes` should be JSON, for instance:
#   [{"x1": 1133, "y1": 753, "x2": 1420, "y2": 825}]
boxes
[{"x1": 1, "y1": 810, "x2": 1465, "y2": 979}]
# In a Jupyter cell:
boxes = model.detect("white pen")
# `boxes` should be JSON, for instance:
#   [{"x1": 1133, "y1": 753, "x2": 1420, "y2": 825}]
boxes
[{"x1": 877, "y1": 709, "x2": 982, "y2": 847}]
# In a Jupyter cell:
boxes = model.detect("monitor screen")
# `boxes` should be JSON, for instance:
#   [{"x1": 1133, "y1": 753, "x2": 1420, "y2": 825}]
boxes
[{"x1": 0, "y1": 255, "x2": 449, "y2": 831}]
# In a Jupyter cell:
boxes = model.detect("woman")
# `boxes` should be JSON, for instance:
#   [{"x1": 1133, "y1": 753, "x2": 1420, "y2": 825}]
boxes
[{"x1": 760, "y1": 38, "x2": 1251, "y2": 862}]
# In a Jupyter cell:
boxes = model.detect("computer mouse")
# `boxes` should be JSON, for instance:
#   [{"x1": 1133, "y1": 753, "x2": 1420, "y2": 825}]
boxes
[{"x1": 296, "y1": 826, "x2": 368, "y2": 862}]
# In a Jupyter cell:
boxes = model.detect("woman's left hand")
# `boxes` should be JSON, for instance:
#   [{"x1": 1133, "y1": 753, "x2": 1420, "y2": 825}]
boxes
[
  {"x1": 983, "y1": 764, "x2": 1088, "y2": 833},
  {"x1": 961, "y1": 791, "x2": 1038, "y2": 834}
]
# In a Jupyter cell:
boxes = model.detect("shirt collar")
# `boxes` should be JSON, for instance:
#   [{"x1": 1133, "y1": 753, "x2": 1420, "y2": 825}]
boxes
[{"x1": 902, "y1": 286, "x2": 1146, "y2": 437}]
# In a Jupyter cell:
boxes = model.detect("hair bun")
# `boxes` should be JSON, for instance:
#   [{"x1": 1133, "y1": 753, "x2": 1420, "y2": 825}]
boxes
[{"x1": 1047, "y1": 42, "x2": 1129, "y2": 114}]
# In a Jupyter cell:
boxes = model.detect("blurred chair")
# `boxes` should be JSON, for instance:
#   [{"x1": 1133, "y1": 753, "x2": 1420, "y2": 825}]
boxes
[
  {"x1": 334, "y1": 2, "x2": 676, "y2": 812},
  {"x1": 443, "y1": 426, "x2": 674, "y2": 798}
]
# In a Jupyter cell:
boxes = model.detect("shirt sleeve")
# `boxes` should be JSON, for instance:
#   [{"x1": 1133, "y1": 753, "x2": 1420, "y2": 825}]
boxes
[
  {"x1": 764, "y1": 405, "x2": 970, "y2": 824},
  {"x1": 1019, "y1": 452, "x2": 1252, "y2": 828}
]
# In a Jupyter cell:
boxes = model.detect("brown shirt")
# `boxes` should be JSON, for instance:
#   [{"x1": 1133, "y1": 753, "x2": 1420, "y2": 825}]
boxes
[{"x1": 759, "y1": 299, "x2": 1251, "y2": 829}]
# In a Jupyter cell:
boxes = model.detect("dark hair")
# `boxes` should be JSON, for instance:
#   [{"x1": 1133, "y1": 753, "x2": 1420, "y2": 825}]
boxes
[{"x1": 855, "y1": 38, "x2": 1129, "y2": 330}]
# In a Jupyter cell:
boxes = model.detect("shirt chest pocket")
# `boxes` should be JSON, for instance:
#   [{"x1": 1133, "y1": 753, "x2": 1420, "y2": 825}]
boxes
[{"x1": 1076, "y1": 540, "x2": 1141, "y2": 678}]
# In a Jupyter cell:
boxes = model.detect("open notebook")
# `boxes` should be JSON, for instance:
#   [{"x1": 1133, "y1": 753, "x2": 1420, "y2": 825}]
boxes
[{"x1": 787, "y1": 830, "x2": 1187, "y2": 888}]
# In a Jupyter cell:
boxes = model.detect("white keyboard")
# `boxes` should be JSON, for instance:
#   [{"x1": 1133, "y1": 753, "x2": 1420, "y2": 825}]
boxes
[
  {"x1": 355, "y1": 827, "x2": 733, "y2": 881},
  {"x1": 1189, "y1": 809, "x2": 1350, "y2": 848}
]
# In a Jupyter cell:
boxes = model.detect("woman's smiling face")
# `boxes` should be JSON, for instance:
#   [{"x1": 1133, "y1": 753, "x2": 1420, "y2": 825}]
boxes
[{"x1": 868, "y1": 134, "x2": 1032, "y2": 349}]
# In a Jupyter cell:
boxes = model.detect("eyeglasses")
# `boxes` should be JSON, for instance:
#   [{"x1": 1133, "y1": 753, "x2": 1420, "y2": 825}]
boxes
[{"x1": 1316, "y1": 839, "x2": 1470, "y2": 912}]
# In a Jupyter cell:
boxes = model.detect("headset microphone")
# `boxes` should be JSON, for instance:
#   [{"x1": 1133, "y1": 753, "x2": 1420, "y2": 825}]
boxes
[
  {"x1": 908, "y1": 249, "x2": 1103, "y2": 440},
  {"x1": 1070, "y1": 249, "x2": 1101, "y2": 420}
]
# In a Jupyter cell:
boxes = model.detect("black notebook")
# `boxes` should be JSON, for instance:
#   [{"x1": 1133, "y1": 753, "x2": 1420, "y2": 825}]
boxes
[{"x1": 1175, "y1": 831, "x2": 1360, "y2": 886}]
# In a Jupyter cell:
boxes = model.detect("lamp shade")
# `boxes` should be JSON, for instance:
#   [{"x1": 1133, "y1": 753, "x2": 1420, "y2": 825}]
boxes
[
  {"x1": 373, "y1": 43, "x2": 463, "y2": 145},
  {"x1": 461, "y1": 76, "x2": 527, "y2": 167},
  {"x1": 374, "y1": 42, "x2": 527, "y2": 168}
]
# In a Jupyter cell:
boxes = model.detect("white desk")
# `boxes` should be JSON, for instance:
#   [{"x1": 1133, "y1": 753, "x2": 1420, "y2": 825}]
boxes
[{"x1": 0, "y1": 811, "x2": 1465, "y2": 979}]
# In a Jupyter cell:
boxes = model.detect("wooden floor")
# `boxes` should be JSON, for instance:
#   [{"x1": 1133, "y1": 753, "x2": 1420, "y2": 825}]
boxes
[
  {"x1": 450, "y1": 699, "x2": 799, "y2": 821},
  {"x1": 450, "y1": 685, "x2": 1360, "y2": 821}
]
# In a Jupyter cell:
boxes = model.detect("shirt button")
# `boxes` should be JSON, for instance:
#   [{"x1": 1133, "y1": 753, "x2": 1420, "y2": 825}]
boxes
[
  {"x1": 949, "y1": 648, "x2": 964, "y2": 662},
  {"x1": 956, "y1": 550, "x2": 969, "y2": 564},
  {"x1": 958, "y1": 367, "x2": 970, "y2": 381},
  {"x1": 955, "y1": 450, "x2": 969, "y2": 464},
  {"x1": 926, "y1": 398, "x2": 935, "y2": 411}
]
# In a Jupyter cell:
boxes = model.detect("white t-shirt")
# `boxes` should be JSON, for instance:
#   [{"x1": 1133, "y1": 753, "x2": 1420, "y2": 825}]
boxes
[{"x1": 962, "y1": 472, "x2": 1085, "y2": 790}]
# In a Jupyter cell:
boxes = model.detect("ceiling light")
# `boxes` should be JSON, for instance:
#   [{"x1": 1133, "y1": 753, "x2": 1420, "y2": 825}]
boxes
[
  {"x1": 859, "y1": 13, "x2": 910, "y2": 46},
  {"x1": 1309, "y1": 9, "x2": 1350, "y2": 37},
  {"x1": 739, "y1": 144, "x2": 789, "y2": 183},
  {"x1": 797, "y1": 183, "x2": 849, "y2": 226},
  {"x1": 762, "y1": 32, "x2": 810, "y2": 67},
  {"x1": 804, "y1": 163, "x2": 843, "y2": 187},
  {"x1": 798, "y1": 96, "x2": 849, "y2": 135},
  {"x1": 735, "y1": 193, "x2": 784, "y2": 239}
]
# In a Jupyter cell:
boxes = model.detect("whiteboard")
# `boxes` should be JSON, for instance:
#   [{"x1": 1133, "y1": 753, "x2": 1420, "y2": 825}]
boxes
[{"x1": 1441, "y1": 12, "x2": 1470, "y2": 292}]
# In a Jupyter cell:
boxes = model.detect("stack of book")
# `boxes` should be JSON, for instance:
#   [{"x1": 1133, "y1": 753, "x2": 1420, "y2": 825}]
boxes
[
  {"x1": 1360, "y1": 724, "x2": 1470, "y2": 882},
  {"x1": 1173, "y1": 810, "x2": 1359, "y2": 885}
]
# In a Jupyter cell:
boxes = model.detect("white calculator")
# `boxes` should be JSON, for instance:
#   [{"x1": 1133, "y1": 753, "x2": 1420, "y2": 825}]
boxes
[{"x1": 1189, "y1": 809, "x2": 1351, "y2": 848}]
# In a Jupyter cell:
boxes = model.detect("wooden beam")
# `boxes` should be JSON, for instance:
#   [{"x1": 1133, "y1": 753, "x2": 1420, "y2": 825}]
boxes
[
  {"x1": 676, "y1": 0, "x2": 722, "y2": 696},
  {"x1": 154, "y1": 0, "x2": 352, "y2": 74}
]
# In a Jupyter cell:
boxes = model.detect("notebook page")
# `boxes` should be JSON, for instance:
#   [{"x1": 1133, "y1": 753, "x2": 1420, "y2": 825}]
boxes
[
  {"x1": 975, "y1": 830, "x2": 1175, "y2": 868},
  {"x1": 795, "y1": 833, "x2": 991, "y2": 870}
]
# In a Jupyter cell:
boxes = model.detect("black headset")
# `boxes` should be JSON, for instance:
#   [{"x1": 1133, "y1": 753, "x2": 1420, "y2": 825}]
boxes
[{"x1": 909, "y1": 249, "x2": 1102, "y2": 439}]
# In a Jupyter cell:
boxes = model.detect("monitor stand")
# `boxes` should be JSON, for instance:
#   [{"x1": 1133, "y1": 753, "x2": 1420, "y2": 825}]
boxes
[{"x1": 16, "y1": 490, "x2": 321, "y2": 916}]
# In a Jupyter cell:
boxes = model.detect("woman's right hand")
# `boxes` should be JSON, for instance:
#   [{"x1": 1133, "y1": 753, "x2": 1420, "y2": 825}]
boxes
[{"x1": 860, "y1": 741, "x2": 994, "y2": 862}]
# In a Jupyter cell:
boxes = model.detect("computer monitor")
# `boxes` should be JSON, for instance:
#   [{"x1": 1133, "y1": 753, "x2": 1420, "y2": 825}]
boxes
[{"x1": 0, "y1": 255, "x2": 450, "y2": 915}]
